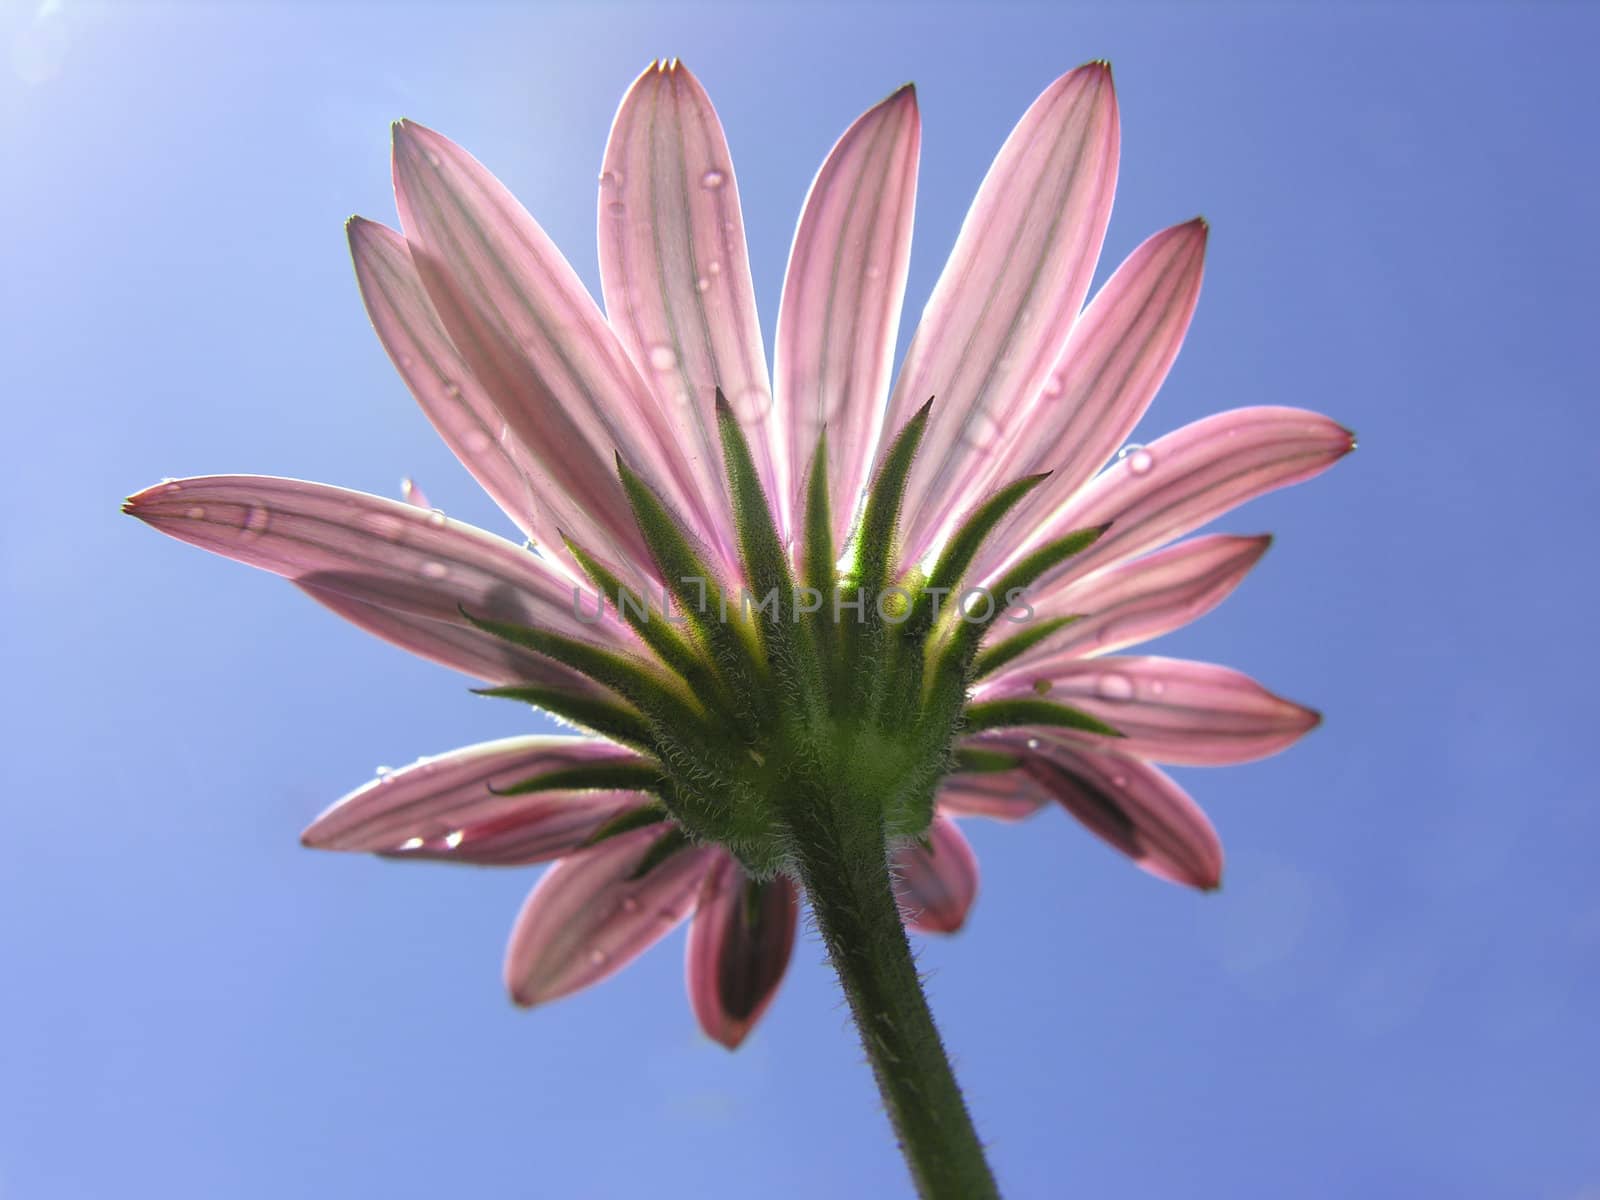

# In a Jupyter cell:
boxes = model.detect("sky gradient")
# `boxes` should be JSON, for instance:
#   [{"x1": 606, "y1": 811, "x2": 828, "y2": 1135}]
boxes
[{"x1": 4, "y1": 2, "x2": 1597, "y2": 1197}]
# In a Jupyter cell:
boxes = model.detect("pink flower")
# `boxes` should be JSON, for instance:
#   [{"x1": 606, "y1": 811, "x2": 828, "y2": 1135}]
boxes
[{"x1": 126, "y1": 60, "x2": 1348, "y2": 1048}]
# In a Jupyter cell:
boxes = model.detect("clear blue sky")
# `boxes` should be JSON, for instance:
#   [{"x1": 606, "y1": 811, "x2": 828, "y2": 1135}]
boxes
[{"x1": 4, "y1": 3, "x2": 1597, "y2": 1197}]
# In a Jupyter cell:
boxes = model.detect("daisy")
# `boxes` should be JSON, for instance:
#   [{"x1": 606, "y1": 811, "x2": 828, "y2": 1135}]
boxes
[{"x1": 127, "y1": 59, "x2": 1350, "y2": 1197}]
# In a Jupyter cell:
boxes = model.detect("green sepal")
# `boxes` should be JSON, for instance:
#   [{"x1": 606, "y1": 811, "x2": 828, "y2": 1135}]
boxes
[
  {"x1": 851, "y1": 397, "x2": 932, "y2": 604},
  {"x1": 470, "y1": 684, "x2": 655, "y2": 750},
  {"x1": 628, "y1": 825, "x2": 693, "y2": 881},
  {"x1": 971, "y1": 615, "x2": 1084, "y2": 680},
  {"x1": 714, "y1": 389, "x2": 819, "y2": 709},
  {"x1": 962, "y1": 698, "x2": 1124, "y2": 738},
  {"x1": 614, "y1": 453, "x2": 767, "y2": 720},
  {"x1": 930, "y1": 522, "x2": 1110, "y2": 690},
  {"x1": 904, "y1": 470, "x2": 1051, "y2": 638},
  {"x1": 580, "y1": 802, "x2": 672, "y2": 849},
  {"x1": 951, "y1": 746, "x2": 1023, "y2": 774},
  {"x1": 801, "y1": 428, "x2": 839, "y2": 698},
  {"x1": 457, "y1": 605, "x2": 705, "y2": 731},
  {"x1": 488, "y1": 760, "x2": 663, "y2": 797},
  {"x1": 561, "y1": 534, "x2": 731, "y2": 714}
]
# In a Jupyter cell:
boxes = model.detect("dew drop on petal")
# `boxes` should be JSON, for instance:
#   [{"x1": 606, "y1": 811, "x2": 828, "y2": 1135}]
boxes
[
  {"x1": 695, "y1": 276, "x2": 711, "y2": 293},
  {"x1": 399, "y1": 836, "x2": 424, "y2": 850},
  {"x1": 241, "y1": 505, "x2": 270, "y2": 540},
  {"x1": 1042, "y1": 374, "x2": 1064, "y2": 399},
  {"x1": 184, "y1": 505, "x2": 205, "y2": 520},
  {"x1": 1150, "y1": 679, "x2": 1166, "y2": 696},
  {"x1": 375, "y1": 765, "x2": 394, "y2": 778},
  {"x1": 1111, "y1": 773, "x2": 1128, "y2": 789},
  {"x1": 443, "y1": 829, "x2": 464, "y2": 849},
  {"x1": 427, "y1": 509, "x2": 447, "y2": 528},
  {"x1": 701, "y1": 168, "x2": 726, "y2": 189},
  {"x1": 621, "y1": 896, "x2": 640, "y2": 914},
  {"x1": 462, "y1": 429, "x2": 491, "y2": 453},
  {"x1": 707, "y1": 260, "x2": 722, "y2": 276},
  {"x1": 1026, "y1": 737, "x2": 1042, "y2": 751},
  {"x1": 1117, "y1": 444, "x2": 1154, "y2": 475},
  {"x1": 1096, "y1": 672, "x2": 1135, "y2": 702},
  {"x1": 588, "y1": 948, "x2": 609, "y2": 966},
  {"x1": 420, "y1": 561, "x2": 449, "y2": 580},
  {"x1": 648, "y1": 344, "x2": 678, "y2": 371}
]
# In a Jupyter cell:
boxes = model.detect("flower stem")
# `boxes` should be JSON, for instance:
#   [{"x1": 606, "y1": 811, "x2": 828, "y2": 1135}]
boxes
[{"x1": 785, "y1": 790, "x2": 1001, "y2": 1199}]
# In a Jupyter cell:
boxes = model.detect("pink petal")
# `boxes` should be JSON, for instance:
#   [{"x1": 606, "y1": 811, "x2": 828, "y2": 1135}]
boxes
[
  {"x1": 1015, "y1": 734, "x2": 1223, "y2": 889},
  {"x1": 935, "y1": 771, "x2": 1048, "y2": 822},
  {"x1": 888, "y1": 62, "x2": 1119, "y2": 565},
  {"x1": 1001, "y1": 534, "x2": 1272, "y2": 665},
  {"x1": 350, "y1": 217, "x2": 618, "y2": 569},
  {"x1": 893, "y1": 816, "x2": 980, "y2": 933},
  {"x1": 389, "y1": 121, "x2": 711, "y2": 581},
  {"x1": 684, "y1": 852, "x2": 799, "y2": 1049},
  {"x1": 980, "y1": 654, "x2": 1321, "y2": 766},
  {"x1": 598, "y1": 61, "x2": 772, "y2": 565},
  {"x1": 970, "y1": 219, "x2": 1208, "y2": 581},
  {"x1": 774, "y1": 83, "x2": 920, "y2": 544},
  {"x1": 295, "y1": 581, "x2": 607, "y2": 692},
  {"x1": 124, "y1": 477, "x2": 634, "y2": 664},
  {"x1": 504, "y1": 824, "x2": 717, "y2": 1007},
  {"x1": 998, "y1": 406, "x2": 1354, "y2": 593},
  {"x1": 301, "y1": 736, "x2": 647, "y2": 861}
]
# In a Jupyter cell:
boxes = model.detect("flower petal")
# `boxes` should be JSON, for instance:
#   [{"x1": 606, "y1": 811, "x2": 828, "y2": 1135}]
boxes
[
  {"x1": 295, "y1": 581, "x2": 604, "y2": 691},
  {"x1": 935, "y1": 771, "x2": 1050, "y2": 823},
  {"x1": 893, "y1": 816, "x2": 980, "y2": 933},
  {"x1": 970, "y1": 219, "x2": 1208, "y2": 581},
  {"x1": 598, "y1": 60, "x2": 771, "y2": 566},
  {"x1": 888, "y1": 62, "x2": 1119, "y2": 565},
  {"x1": 390, "y1": 121, "x2": 707, "y2": 581},
  {"x1": 684, "y1": 852, "x2": 799, "y2": 1049},
  {"x1": 775, "y1": 83, "x2": 920, "y2": 544},
  {"x1": 1001, "y1": 533, "x2": 1271, "y2": 665},
  {"x1": 998, "y1": 406, "x2": 1354, "y2": 593},
  {"x1": 1014, "y1": 734, "x2": 1223, "y2": 889},
  {"x1": 124, "y1": 476, "x2": 634, "y2": 668},
  {"x1": 301, "y1": 736, "x2": 646, "y2": 859},
  {"x1": 980, "y1": 654, "x2": 1321, "y2": 766},
  {"x1": 349, "y1": 217, "x2": 603, "y2": 565},
  {"x1": 504, "y1": 824, "x2": 717, "y2": 1008}
]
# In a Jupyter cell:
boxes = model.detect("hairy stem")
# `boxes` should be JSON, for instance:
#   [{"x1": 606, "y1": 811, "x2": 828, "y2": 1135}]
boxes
[{"x1": 784, "y1": 788, "x2": 1000, "y2": 1199}]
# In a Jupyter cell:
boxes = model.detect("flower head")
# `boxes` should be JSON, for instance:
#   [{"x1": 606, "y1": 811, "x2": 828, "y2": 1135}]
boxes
[{"x1": 126, "y1": 59, "x2": 1349, "y2": 1047}]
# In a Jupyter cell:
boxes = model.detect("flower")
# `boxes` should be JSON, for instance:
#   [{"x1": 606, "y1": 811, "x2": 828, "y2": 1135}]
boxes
[{"x1": 125, "y1": 59, "x2": 1349, "y2": 1048}]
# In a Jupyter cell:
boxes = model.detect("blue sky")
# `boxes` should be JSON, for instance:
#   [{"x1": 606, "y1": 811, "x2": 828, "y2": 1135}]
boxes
[{"x1": 4, "y1": 2, "x2": 1597, "y2": 1197}]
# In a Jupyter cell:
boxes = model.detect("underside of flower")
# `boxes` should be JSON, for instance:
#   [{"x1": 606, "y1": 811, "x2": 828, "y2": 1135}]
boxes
[{"x1": 463, "y1": 389, "x2": 1115, "y2": 879}]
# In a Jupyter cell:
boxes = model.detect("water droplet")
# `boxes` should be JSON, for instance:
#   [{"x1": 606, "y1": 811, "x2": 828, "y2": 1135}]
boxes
[
  {"x1": 588, "y1": 948, "x2": 609, "y2": 966},
  {"x1": 183, "y1": 505, "x2": 205, "y2": 520},
  {"x1": 1150, "y1": 679, "x2": 1166, "y2": 696},
  {"x1": 443, "y1": 829, "x2": 464, "y2": 849},
  {"x1": 426, "y1": 509, "x2": 447, "y2": 528},
  {"x1": 606, "y1": 200, "x2": 626, "y2": 217},
  {"x1": 1110, "y1": 773, "x2": 1128, "y2": 789},
  {"x1": 647, "y1": 344, "x2": 678, "y2": 371},
  {"x1": 1095, "y1": 672, "x2": 1135, "y2": 702},
  {"x1": 396, "y1": 353, "x2": 415, "y2": 370},
  {"x1": 701, "y1": 168, "x2": 726, "y2": 189},
  {"x1": 241, "y1": 505, "x2": 270, "y2": 540},
  {"x1": 398, "y1": 836, "x2": 424, "y2": 851},
  {"x1": 420, "y1": 561, "x2": 449, "y2": 579},
  {"x1": 707, "y1": 260, "x2": 722, "y2": 276},
  {"x1": 1117, "y1": 444, "x2": 1154, "y2": 475},
  {"x1": 1042, "y1": 374, "x2": 1064, "y2": 398},
  {"x1": 1026, "y1": 737, "x2": 1042, "y2": 751},
  {"x1": 463, "y1": 430, "x2": 491, "y2": 453},
  {"x1": 621, "y1": 897, "x2": 640, "y2": 913},
  {"x1": 375, "y1": 765, "x2": 394, "y2": 778},
  {"x1": 695, "y1": 276, "x2": 711, "y2": 293}
]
